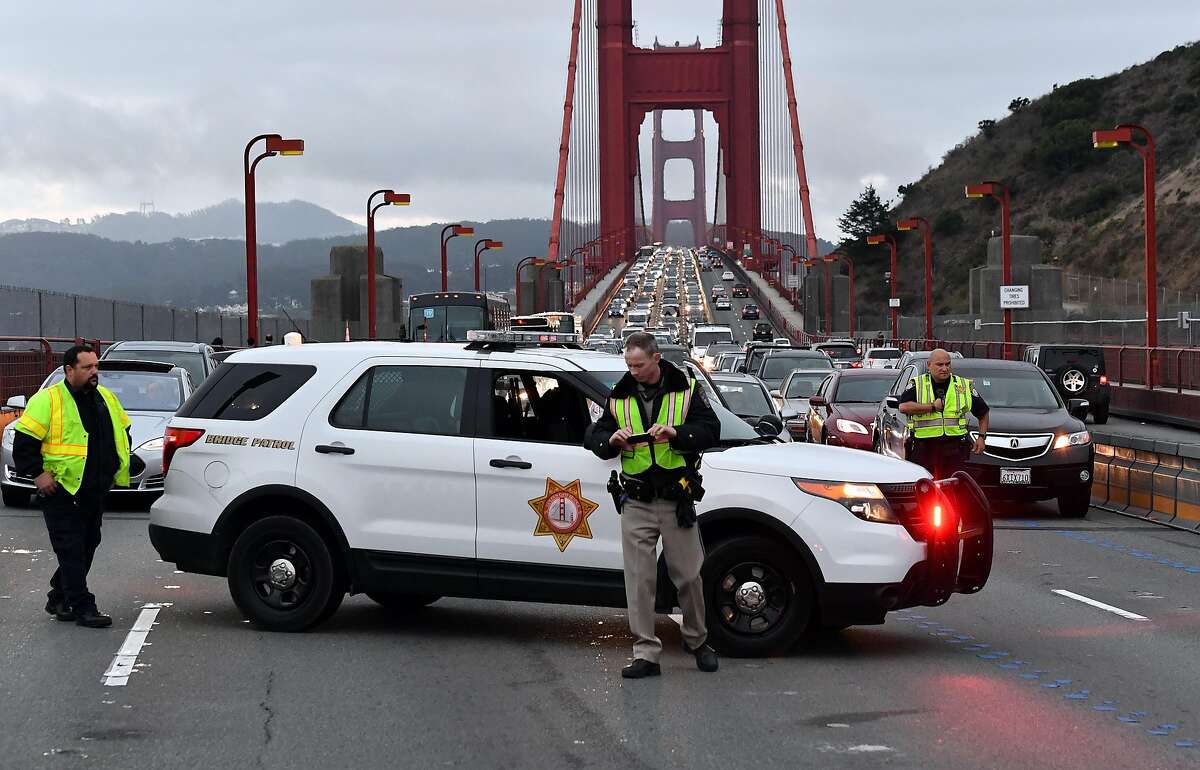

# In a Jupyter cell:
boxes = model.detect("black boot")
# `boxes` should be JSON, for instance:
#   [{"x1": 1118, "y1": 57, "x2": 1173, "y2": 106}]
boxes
[
  {"x1": 44, "y1": 598, "x2": 75, "y2": 622},
  {"x1": 684, "y1": 641, "x2": 719, "y2": 673},
  {"x1": 621, "y1": 659, "x2": 662, "y2": 679},
  {"x1": 74, "y1": 607, "x2": 113, "y2": 628}
]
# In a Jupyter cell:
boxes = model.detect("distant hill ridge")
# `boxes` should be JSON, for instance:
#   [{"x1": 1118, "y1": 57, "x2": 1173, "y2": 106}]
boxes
[{"x1": 0, "y1": 199, "x2": 363, "y2": 244}]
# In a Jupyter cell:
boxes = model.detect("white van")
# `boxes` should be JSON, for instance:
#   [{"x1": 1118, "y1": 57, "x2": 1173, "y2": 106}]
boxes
[
  {"x1": 625, "y1": 309, "x2": 650, "y2": 328},
  {"x1": 689, "y1": 324, "x2": 735, "y2": 360}
]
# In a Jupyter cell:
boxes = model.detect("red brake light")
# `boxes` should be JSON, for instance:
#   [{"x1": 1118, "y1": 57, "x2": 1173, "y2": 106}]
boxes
[
  {"x1": 932, "y1": 504, "x2": 943, "y2": 529},
  {"x1": 1099, "y1": 375, "x2": 1108, "y2": 385},
  {"x1": 851, "y1": 360, "x2": 862, "y2": 368},
  {"x1": 163, "y1": 427, "x2": 205, "y2": 476}
]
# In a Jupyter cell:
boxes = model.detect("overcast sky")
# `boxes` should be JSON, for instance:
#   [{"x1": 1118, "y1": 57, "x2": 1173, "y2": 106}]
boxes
[{"x1": 0, "y1": 1, "x2": 1194, "y2": 240}]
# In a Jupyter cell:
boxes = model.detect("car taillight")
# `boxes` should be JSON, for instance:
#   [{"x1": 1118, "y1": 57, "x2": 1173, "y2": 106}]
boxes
[
  {"x1": 163, "y1": 427, "x2": 205, "y2": 476},
  {"x1": 851, "y1": 360, "x2": 862, "y2": 368},
  {"x1": 1099, "y1": 374, "x2": 1108, "y2": 385}
]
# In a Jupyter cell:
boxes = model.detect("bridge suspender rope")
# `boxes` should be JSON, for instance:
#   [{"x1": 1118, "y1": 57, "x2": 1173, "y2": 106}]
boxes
[
  {"x1": 544, "y1": 0, "x2": 583, "y2": 312},
  {"x1": 774, "y1": 0, "x2": 820, "y2": 263}
]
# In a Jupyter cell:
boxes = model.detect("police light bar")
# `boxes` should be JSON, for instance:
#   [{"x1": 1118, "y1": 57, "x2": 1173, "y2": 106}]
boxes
[{"x1": 465, "y1": 329, "x2": 582, "y2": 344}]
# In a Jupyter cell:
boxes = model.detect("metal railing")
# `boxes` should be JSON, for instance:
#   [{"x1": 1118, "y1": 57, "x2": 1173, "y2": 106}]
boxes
[{"x1": 0, "y1": 336, "x2": 111, "y2": 402}]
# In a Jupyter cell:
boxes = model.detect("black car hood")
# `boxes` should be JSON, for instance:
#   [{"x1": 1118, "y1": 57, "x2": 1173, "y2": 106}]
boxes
[{"x1": 974, "y1": 407, "x2": 1084, "y2": 434}]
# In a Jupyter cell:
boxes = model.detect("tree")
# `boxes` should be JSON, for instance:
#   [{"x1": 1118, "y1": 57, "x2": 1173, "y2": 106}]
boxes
[
  {"x1": 978, "y1": 119, "x2": 997, "y2": 138},
  {"x1": 1008, "y1": 97, "x2": 1031, "y2": 114},
  {"x1": 837, "y1": 184, "x2": 891, "y2": 244}
]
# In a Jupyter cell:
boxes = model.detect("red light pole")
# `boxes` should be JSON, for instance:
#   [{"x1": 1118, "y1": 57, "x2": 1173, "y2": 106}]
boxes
[
  {"x1": 896, "y1": 216, "x2": 934, "y2": 340},
  {"x1": 244, "y1": 133, "x2": 303, "y2": 346},
  {"x1": 867, "y1": 234, "x2": 898, "y2": 340},
  {"x1": 366, "y1": 190, "x2": 411, "y2": 339},
  {"x1": 473, "y1": 239, "x2": 504, "y2": 292},
  {"x1": 1093, "y1": 125, "x2": 1157, "y2": 354},
  {"x1": 440, "y1": 224, "x2": 475, "y2": 292},
  {"x1": 827, "y1": 252, "x2": 855, "y2": 338},
  {"x1": 965, "y1": 181, "x2": 1012, "y2": 357}
]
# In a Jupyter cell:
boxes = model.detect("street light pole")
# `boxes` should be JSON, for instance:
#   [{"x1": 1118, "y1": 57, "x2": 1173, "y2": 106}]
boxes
[
  {"x1": 366, "y1": 190, "x2": 411, "y2": 339},
  {"x1": 827, "y1": 253, "x2": 855, "y2": 338},
  {"x1": 473, "y1": 239, "x2": 504, "y2": 292},
  {"x1": 966, "y1": 181, "x2": 1012, "y2": 357},
  {"x1": 1093, "y1": 125, "x2": 1157, "y2": 353},
  {"x1": 440, "y1": 224, "x2": 475, "y2": 292},
  {"x1": 867, "y1": 234, "x2": 898, "y2": 340},
  {"x1": 897, "y1": 216, "x2": 934, "y2": 340},
  {"x1": 244, "y1": 133, "x2": 303, "y2": 346}
]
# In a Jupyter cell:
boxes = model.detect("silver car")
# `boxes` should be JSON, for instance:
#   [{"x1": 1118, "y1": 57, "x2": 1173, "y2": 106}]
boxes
[
  {"x1": 101, "y1": 340, "x2": 218, "y2": 385},
  {"x1": 771, "y1": 369, "x2": 832, "y2": 442},
  {"x1": 1, "y1": 360, "x2": 194, "y2": 507}
]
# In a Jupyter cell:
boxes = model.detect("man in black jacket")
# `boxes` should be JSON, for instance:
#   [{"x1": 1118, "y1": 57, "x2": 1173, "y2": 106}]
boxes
[{"x1": 585, "y1": 332, "x2": 721, "y2": 679}]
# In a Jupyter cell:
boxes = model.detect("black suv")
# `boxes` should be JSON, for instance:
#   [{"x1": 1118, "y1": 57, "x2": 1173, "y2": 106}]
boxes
[
  {"x1": 1022, "y1": 345, "x2": 1110, "y2": 424},
  {"x1": 752, "y1": 322, "x2": 773, "y2": 342},
  {"x1": 732, "y1": 283, "x2": 750, "y2": 298}
]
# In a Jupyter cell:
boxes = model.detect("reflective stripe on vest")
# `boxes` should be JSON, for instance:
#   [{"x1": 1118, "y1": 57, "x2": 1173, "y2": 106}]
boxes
[
  {"x1": 908, "y1": 374, "x2": 971, "y2": 439},
  {"x1": 12, "y1": 380, "x2": 131, "y2": 495},
  {"x1": 609, "y1": 380, "x2": 696, "y2": 475}
]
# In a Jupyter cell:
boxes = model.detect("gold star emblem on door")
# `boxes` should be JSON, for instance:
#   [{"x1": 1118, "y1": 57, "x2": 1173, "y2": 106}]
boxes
[{"x1": 527, "y1": 478, "x2": 598, "y2": 552}]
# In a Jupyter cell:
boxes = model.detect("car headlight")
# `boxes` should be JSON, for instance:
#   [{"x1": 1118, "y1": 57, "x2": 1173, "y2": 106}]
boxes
[
  {"x1": 793, "y1": 479, "x2": 897, "y2": 523},
  {"x1": 1053, "y1": 430, "x2": 1091, "y2": 450},
  {"x1": 136, "y1": 436, "x2": 165, "y2": 454},
  {"x1": 835, "y1": 419, "x2": 869, "y2": 435}
]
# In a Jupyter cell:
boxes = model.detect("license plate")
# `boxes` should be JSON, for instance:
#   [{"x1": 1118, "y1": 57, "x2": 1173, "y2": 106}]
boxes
[{"x1": 1000, "y1": 467, "x2": 1031, "y2": 485}]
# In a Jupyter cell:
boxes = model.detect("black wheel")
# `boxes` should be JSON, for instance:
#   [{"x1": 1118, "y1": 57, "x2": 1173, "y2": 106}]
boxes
[
  {"x1": 1057, "y1": 489, "x2": 1091, "y2": 518},
  {"x1": 702, "y1": 535, "x2": 814, "y2": 657},
  {"x1": 366, "y1": 592, "x2": 440, "y2": 611},
  {"x1": 1, "y1": 485, "x2": 30, "y2": 508},
  {"x1": 1092, "y1": 405, "x2": 1109, "y2": 424},
  {"x1": 227, "y1": 516, "x2": 344, "y2": 632}
]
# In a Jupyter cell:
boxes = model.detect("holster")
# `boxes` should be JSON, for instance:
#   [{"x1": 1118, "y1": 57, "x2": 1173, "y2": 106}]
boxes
[{"x1": 607, "y1": 470, "x2": 626, "y2": 514}]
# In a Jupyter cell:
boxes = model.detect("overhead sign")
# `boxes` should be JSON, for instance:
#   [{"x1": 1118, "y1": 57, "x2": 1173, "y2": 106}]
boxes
[
  {"x1": 888, "y1": 298, "x2": 901, "y2": 308},
  {"x1": 999, "y1": 285, "x2": 1029, "y2": 309}
]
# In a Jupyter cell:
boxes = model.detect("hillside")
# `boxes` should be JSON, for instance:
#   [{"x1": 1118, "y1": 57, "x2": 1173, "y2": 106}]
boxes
[
  {"x1": 0, "y1": 199, "x2": 362, "y2": 244},
  {"x1": 864, "y1": 41, "x2": 1200, "y2": 314}
]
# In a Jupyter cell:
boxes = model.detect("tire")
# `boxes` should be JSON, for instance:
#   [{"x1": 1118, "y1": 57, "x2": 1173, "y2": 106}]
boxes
[
  {"x1": 1057, "y1": 366, "x2": 1088, "y2": 398},
  {"x1": 1, "y1": 485, "x2": 30, "y2": 508},
  {"x1": 366, "y1": 592, "x2": 441, "y2": 611},
  {"x1": 227, "y1": 515, "x2": 344, "y2": 632},
  {"x1": 1057, "y1": 489, "x2": 1091, "y2": 518},
  {"x1": 702, "y1": 534, "x2": 815, "y2": 657},
  {"x1": 1092, "y1": 405, "x2": 1109, "y2": 424}
]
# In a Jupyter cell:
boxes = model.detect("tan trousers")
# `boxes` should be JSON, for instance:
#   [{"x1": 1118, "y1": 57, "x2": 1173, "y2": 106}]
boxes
[{"x1": 620, "y1": 496, "x2": 707, "y2": 662}]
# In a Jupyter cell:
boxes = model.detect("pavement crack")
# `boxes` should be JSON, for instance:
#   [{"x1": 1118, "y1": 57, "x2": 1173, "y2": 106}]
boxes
[{"x1": 255, "y1": 670, "x2": 276, "y2": 769}]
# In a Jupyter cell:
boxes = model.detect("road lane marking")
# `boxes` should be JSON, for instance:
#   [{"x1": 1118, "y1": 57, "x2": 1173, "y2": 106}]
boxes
[
  {"x1": 1052, "y1": 589, "x2": 1149, "y2": 621},
  {"x1": 102, "y1": 603, "x2": 165, "y2": 686}
]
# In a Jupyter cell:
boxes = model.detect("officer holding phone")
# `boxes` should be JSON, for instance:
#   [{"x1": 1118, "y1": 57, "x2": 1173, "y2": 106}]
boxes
[{"x1": 585, "y1": 332, "x2": 721, "y2": 679}]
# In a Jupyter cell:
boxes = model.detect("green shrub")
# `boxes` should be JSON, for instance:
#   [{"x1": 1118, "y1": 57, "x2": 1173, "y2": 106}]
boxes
[
  {"x1": 1038, "y1": 77, "x2": 1114, "y2": 125},
  {"x1": 933, "y1": 209, "x2": 965, "y2": 236},
  {"x1": 1055, "y1": 183, "x2": 1123, "y2": 220},
  {"x1": 1035, "y1": 119, "x2": 1101, "y2": 174},
  {"x1": 1170, "y1": 91, "x2": 1199, "y2": 115}
]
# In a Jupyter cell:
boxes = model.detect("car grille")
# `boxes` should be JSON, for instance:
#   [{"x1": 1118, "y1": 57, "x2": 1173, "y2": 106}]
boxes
[
  {"x1": 878, "y1": 482, "x2": 929, "y2": 542},
  {"x1": 973, "y1": 433, "x2": 1053, "y2": 462},
  {"x1": 142, "y1": 473, "x2": 165, "y2": 489}
]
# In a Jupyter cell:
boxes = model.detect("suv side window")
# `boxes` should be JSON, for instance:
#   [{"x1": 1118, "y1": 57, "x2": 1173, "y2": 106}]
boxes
[
  {"x1": 892, "y1": 366, "x2": 916, "y2": 395},
  {"x1": 177, "y1": 363, "x2": 316, "y2": 421},
  {"x1": 488, "y1": 371, "x2": 593, "y2": 444},
  {"x1": 331, "y1": 365, "x2": 468, "y2": 436}
]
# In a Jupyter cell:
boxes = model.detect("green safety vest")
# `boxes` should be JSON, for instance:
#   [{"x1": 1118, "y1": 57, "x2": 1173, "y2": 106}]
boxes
[
  {"x1": 908, "y1": 373, "x2": 972, "y2": 439},
  {"x1": 14, "y1": 380, "x2": 131, "y2": 495},
  {"x1": 609, "y1": 380, "x2": 696, "y2": 475}
]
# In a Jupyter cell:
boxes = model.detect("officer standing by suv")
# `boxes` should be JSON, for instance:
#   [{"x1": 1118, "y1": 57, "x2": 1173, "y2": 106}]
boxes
[
  {"x1": 899, "y1": 348, "x2": 989, "y2": 479},
  {"x1": 12, "y1": 345, "x2": 131, "y2": 628},
  {"x1": 586, "y1": 332, "x2": 721, "y2": 679}
]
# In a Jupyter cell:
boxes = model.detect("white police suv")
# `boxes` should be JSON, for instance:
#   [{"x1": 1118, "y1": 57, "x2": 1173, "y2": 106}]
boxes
[{"x1": 149, "y1": 332, "x2": 992, "y2": 656}]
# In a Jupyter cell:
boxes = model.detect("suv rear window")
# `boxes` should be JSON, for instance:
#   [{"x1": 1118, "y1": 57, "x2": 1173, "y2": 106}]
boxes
[
  {"x1": 1039, "y1": 347, "x2": 1105, "y2": 372},
  {"x1": 177, "y1": 363, "x2": 316, "y2": 421}
]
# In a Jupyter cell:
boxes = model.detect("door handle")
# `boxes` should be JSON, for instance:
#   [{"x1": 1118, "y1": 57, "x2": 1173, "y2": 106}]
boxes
[
  {"x1": 490, "y1": 458, "x2": 532, "y2": 470},
  {"x1": 315, "y1": 444, "x2": 355, "y2": 455}
]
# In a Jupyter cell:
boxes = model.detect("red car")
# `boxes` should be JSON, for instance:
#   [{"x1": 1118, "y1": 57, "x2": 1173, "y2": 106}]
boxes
[{"x1": 807, "y1": 369, "x2": 898, "y2": 450}]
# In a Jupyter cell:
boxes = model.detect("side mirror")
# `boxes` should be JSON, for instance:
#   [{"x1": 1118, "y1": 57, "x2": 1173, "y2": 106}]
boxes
[
  {"x1": 5, "y1": 395, "x2": 26, "y2": 410},
  {"x1": 1067, "y1": 398, "x2": 1090, "y2": 420},
  {"x1": 808, "y1": 395, "x2": 826, "y2": 407},
  {"x1": 885, "y1": 396, "x2": 900, "y2": 410},
  {"x1": 754, "y1": 414, "x2": 784, "y2": 437},
  {"x1": 769, "y1": 389, "x2": 781, "y2": 400},
  {"x1": 781, "y1": 409, "x2": 800, "y2": 421}
]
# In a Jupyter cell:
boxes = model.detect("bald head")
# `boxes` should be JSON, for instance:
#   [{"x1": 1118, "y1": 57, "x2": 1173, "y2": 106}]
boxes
[{"x1": 929, "y1": 348, "x2": 953, "y2": 383}]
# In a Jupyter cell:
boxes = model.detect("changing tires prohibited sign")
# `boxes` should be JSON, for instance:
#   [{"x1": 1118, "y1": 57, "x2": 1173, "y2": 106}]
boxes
[{"x1": 999, "y1": 285, "x2": 1029, "y2": 309}]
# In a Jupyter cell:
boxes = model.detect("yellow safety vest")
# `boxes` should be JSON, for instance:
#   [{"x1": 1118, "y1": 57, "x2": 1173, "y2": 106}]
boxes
[
  {"x1": 908, "y1": 373, "x2": 972, "y2": 439},
  {"x1": 14, "y1": 380, "x2": 131, "y2": 495},
  {"x1": 609, "y1": 380, "x2": 696, "y2": 475}
]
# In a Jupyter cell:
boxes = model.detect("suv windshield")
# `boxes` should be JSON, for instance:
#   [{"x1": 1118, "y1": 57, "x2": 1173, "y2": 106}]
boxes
[
  {"x1": 819, "y1": 345, "x2": 859, "y2": 361},
  {"x1": 785, "y1": 373, "x2": 826, "y2": 399},
  {"x1": 867, "y1": 349, "x2": 901, "y2": 360},
  {"x1": 833, "y1": 377, "x2": 893, "y2": 403},
  {"x1": 714, "y1": 380, "x2": 770, "y2": 417},
  {"x1": 762, "y1": 355, "x2": 830, "y2": 379},
  {"x1": 108, "y1": 349, "x2": 204, "y2": 385},
  {"x1": 957, "y1": 367, "x2": 1061, "y2": 409},
  {"x1": 694, "y1": 330, "x2": 733, "y2": 347}
]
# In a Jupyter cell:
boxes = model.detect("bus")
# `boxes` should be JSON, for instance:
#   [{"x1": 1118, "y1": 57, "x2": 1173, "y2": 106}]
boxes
[{"x1": 407, "y1": 292, "x2": 511, "y2": 342}]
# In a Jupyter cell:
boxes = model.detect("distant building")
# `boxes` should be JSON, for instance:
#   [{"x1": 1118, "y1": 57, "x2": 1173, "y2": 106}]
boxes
[{"x1": 310, "y1": 245, "x2": 403, "y2": 342}]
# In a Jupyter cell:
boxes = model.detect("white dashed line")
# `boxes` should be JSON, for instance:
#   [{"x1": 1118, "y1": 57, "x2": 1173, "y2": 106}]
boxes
[
  {"x1": 102, "y1": 603, "x2": 165, "y2": 686},
  {"x1": 1052, "y1": 589, "x2": 1149, "y2": 621}
]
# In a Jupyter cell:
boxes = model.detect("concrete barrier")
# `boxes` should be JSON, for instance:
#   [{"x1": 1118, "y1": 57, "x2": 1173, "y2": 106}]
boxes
[
  {"x1": 1107, "y1": 438, "x2": 1134, "y2": 510},
  {"x1": 1178, "y1": 446, "x2": 1200, "y2": 526},
  {"x1": 1152, "y1": 445, "x2": 1181, "y2": 522},
  {"x1": 1092, "y1": 441, "x2": 1114, "y2": 507},
  {"x1": 1087, "y1": 433, "x2": 1200, "y2": 533},
  {"x1": 1127, "y1": 438, "x2": 1158, "y2": 515}
]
